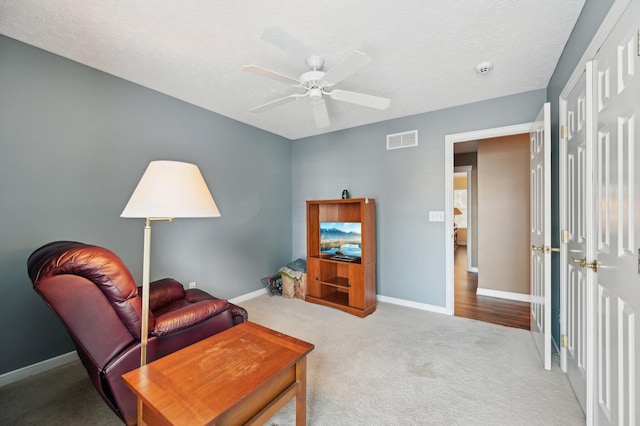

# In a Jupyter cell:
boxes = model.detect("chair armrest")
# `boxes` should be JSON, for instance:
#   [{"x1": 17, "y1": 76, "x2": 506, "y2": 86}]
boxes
[
  {"x1": 152, "y1": 299, "x2": 229, "y2": 336},
  {"x1": 184, "y1": 289, "x2": 248, "y2": 325},
  {"x1": 146, "y1": 279, "x2": 186, "y2": 311}
]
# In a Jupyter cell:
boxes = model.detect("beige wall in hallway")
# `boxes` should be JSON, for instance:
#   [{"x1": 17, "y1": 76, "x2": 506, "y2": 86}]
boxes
[{"x1": 477, "y1": 133, "x2": 530, "y2": 295}]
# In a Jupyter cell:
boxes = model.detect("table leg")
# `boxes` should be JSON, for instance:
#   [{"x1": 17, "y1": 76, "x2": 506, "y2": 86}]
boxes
[
  {"x1": 137, "y1": 398, "x2": 145, "y2": 426},
  {"x1": 295, "y1": 357, "x2": 307, "y2": 426}
]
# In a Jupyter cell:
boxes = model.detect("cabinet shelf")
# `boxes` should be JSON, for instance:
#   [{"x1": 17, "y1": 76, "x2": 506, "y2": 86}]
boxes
[
  {"x1": 318, "y1": 276, "x2": 350, "y2": 288},
  {"x1": 306, "y1": 198, "x2": 376, "y2": 318},
  {"x1": 306, "y1": 291, "x2": 349, "y2": 307}
]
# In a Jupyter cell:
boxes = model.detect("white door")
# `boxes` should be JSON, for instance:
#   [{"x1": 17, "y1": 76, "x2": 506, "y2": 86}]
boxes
[
  {"x1": 592, "y1": 1, "x2": 640, "y2": 423},
  {"x1": 530, "y1": 102, "x2": 551, "y2": 370},
  {"x1": 563, "y1": 67, "x2": 592, "y2": 413}
]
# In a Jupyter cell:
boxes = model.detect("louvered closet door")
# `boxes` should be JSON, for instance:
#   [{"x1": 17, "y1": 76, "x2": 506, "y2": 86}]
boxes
[{"x1": 592, "y1": 0, "x2": 640, "y2": 424}]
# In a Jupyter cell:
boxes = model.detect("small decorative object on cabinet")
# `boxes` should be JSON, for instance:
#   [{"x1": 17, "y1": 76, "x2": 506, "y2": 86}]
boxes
[{"x1": 306, "y1": 198, "x2": 376, "y2": 317}]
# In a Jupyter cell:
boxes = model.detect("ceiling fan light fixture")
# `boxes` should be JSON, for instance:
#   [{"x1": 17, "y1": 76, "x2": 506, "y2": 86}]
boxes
[{"x1": 309, "y1": 87, "x2": 323, "y2": 101}]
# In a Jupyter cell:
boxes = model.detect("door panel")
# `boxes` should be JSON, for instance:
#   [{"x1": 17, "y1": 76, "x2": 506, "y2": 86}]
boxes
[
  {"x1": 348, "y1": 263, "x2": 364, "y2": 309},
  {"x1": 530, "y1": 102, "x2": 551, "y2": 370},
  {"x1": 306, "y1": 258, "x2": 320, "y2": 297},
  {"x1": 592, "y1": 1, "x2": 640, "y2": 423},
  {"x1": 564, "y1": 68, "x2": 590, "y2": 410}
]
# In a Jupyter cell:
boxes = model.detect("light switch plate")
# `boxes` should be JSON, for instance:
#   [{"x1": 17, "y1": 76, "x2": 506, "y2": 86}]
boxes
[{"x1": 429, "y1": 211, "x2": 445, "y2": 222}]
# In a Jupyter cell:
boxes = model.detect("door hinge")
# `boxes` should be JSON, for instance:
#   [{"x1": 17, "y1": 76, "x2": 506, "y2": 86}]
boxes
[
  {"x1": 561, "y1": 334, "x2": 568, "y2": 348},
  {"x1": 561, "y1": 125, "x2": 568, "y2": 139},
  {"x1": 561, "y1": 230, "x2": 569, "y2": 244}
]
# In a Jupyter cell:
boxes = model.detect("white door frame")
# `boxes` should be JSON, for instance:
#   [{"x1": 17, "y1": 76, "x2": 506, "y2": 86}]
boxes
[
  {"x1": 445, "y1": 122, "x2": 535, "y2": 315},
  {"x1": 557, "y1": 0, "x2": 631, "y2": 101}
]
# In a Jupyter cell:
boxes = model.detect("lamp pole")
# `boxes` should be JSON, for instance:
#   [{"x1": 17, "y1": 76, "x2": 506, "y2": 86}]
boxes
[{"x1": 140, "y1": 219, "x2": 151, "y2": 366}]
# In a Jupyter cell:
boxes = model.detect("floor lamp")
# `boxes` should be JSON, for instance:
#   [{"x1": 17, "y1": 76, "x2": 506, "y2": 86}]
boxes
[
  {"x1": 453, "y1": 207, "x2": 462, "y2": 225},
  {"x1": 121, "y1": 160, "x2": 220, "y2": 366}
]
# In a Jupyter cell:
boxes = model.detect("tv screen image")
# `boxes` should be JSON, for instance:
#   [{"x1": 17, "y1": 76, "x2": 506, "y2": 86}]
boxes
[{"x1": 320, "y1": 222, "x2": 362, "y2": 259}]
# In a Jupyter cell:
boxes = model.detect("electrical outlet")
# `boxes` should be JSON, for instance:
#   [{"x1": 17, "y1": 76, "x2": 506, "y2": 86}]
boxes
[{"x1": 188, "y1": 281, "x2": 197, "y2": 289}]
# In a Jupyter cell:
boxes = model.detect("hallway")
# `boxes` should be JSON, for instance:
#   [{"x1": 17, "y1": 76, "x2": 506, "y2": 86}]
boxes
[{"x1": 454, "y1": 246, "x2": 530, "y2": 330}]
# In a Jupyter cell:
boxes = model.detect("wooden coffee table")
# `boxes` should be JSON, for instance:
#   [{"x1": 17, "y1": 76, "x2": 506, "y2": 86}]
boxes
[{"x1": 122, "y1": 321, "x2": 314, "y2": 425}]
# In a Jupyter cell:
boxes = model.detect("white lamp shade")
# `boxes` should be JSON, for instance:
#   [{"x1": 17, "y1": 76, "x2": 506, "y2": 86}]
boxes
[{"x1": 121, "y1": 160, "x2": 221, "y2": 218}]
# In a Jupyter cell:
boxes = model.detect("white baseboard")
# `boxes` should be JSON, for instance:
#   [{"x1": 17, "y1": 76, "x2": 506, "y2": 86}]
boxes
[
  {"x1": 376, "y1": 294, "x2": 448, "y2": 315},
  {"x1": 232, "y1": 288, "x2": 451, "y2": 316},
  {"x1": 233, "y1": 288, "x2": 451, "y2": 315},
  {"x1": 0, "y1": 351, "x2": 78, "y2": 388},
  {"x1": 229, "y1": 288, "x2": 267, "y2": 304},
  {"x1": 469, "y1": 266, "x2": 478, "y2": 273},
  {"x1": 476, "y1": 288, "x2": 531, "y2": 303}
]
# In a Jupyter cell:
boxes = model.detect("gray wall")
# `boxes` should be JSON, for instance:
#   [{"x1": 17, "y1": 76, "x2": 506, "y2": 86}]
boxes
[
  {"x1": 291, "y1": 90, "x2": 546, "y2": 306},
  {"x1": 547, "y1": 0, "x2": 615, "y2": 346},
  {"x1": 0, "y1": 0, "x2": 617, "y2": 376},
  {"x1": 0, "y1": 35, "x2": 292, "y2": 374}
]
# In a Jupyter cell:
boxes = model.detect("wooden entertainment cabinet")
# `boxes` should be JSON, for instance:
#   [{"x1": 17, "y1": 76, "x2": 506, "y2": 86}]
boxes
[{"x1": 306, "y1": 198, "x2": 376, "y2": 317}]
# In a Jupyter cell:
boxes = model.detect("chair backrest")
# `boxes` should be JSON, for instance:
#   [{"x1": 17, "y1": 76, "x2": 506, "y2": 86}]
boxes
[{"x1": 27, "y1": 241, "x2": 153, "y2": 339}]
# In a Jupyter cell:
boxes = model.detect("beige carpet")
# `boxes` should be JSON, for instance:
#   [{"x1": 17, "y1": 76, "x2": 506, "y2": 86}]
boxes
[{"x1": 1, "y1": 295, "x2": 585, "y2": 425}]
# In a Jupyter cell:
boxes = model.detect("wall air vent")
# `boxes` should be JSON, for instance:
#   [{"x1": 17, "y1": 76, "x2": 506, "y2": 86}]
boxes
[{"x1": 386, "y1": 130, "x2": 418, "y2": 150}]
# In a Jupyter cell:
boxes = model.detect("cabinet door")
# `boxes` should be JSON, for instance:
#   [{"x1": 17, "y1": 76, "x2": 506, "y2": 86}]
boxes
[
  {"x1": 306, "y1": 258, "x2": 321, "y2": 297},
  {"x1": 348, "y1": 263, "x2": 365, "y2": 309}
]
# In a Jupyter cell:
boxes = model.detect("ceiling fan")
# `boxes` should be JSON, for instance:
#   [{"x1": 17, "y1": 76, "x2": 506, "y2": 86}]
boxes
[{"x1": 244, "y1": 51, "x2": 390, "y2": 128}]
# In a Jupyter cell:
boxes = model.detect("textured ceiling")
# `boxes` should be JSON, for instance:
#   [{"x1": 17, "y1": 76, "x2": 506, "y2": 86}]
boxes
[{"x1": 0, "y1": 0, "x2": 585, "y2": 140}]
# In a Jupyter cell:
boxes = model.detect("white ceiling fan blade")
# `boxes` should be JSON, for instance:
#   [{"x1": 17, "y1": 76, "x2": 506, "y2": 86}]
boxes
[
  {"x1": 323, "y1": 51, "x2": 372, "y2": 85},
  {"x1": 311, "y1": 99, "x2": 330, "y2": 128},
  {"x1": 330, "y1": 89, "x2": 390, "y2": 110},
  {"x1": 250, "y1": 94, "x2": 303, "y2": 113},
  {"x1": 243, "y1": 65, "x2": 300, "y2": 85},
  {"x1": 261, "y1": 27, "x2": 313, "y2": 62}
]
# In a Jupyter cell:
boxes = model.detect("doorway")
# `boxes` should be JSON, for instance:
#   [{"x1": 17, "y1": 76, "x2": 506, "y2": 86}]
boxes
[
  {"x1": 453, "y1": 245, "x2": 530, "y2": 328},
  {"x1": 452, "y1": 140, "x2": 530, "y2": 329},
  {"x1": 445, "y1": 123, "x2": 535, "y2": 327}
]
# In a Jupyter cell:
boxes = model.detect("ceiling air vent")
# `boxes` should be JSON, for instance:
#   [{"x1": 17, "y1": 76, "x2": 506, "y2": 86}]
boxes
[{"x1": 386, "y1": 130, "x2": 418, "y2": 150}]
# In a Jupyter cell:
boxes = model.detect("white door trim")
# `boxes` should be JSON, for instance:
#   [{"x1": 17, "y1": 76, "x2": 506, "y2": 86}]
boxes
[
  {"x1": 559, "y1": 94, "x2": 569, "y2": 373},
  {"x1": 445, "y1": 122, "x2": 535, "y2": 315},
  {"x1": 559, "y1": 0, "x2": 631, "y2": 100}
]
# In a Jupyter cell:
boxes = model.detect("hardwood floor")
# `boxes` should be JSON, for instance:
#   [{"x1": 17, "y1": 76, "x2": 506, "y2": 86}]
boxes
[{"x1": 454, "y1": 246, "x2": 530, "y2": 330}]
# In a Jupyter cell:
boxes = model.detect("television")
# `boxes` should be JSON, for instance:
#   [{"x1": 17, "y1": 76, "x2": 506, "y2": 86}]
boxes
[{"x1": 320, "y1": 222, "x2": 362, "y2": 260}]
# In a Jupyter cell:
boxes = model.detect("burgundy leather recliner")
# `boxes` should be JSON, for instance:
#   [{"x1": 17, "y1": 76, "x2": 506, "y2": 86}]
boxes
[{"x1": 27, "y1": 241, "x2": 248, "y2": 425}]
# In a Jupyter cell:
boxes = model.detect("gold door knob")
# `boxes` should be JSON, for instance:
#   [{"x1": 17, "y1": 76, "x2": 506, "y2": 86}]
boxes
[
  {"x1": 584, "y1": 260, "x2": 598, "y2": 272},
  {"x1": 571, "y1": 256, "x2": 598, "y2": 272},
  {"x1": 571, "y1": 256, "x2": 586, "y2": 267}
]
